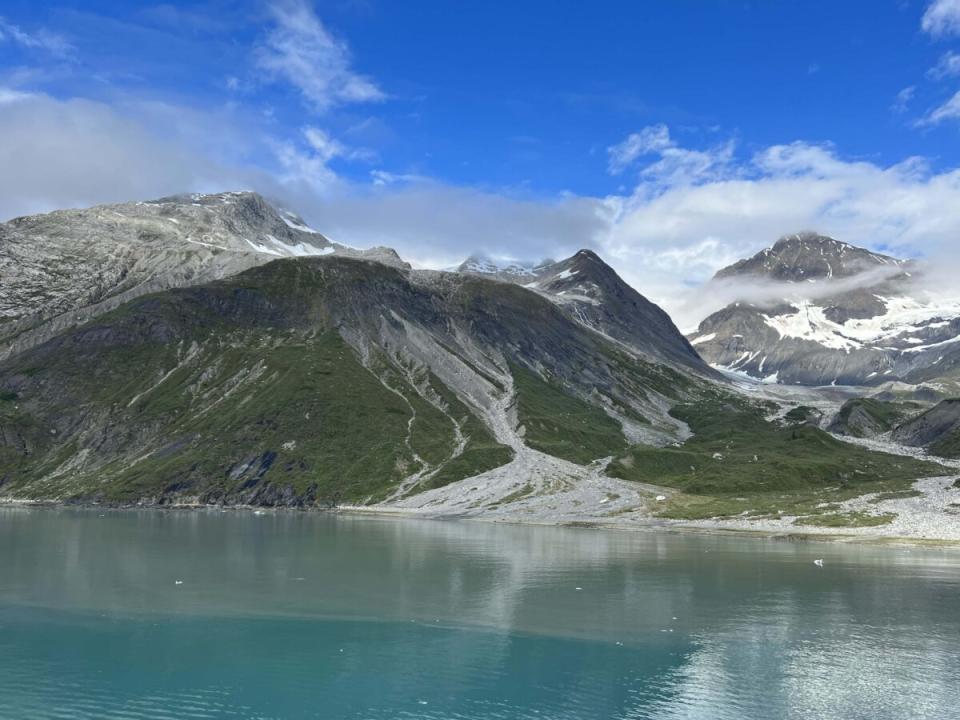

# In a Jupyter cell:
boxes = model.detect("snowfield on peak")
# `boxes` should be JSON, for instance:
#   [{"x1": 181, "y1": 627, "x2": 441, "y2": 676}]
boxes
[{"x1": 762, "y1": 295, "x2": 960, "y2": 352}]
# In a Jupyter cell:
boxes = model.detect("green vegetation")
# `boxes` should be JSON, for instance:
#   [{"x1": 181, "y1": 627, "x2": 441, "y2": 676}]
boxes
[
  {"x1": 608, "y1": 393, "x2": 946, "y2": 520},
  {"x1": 86, "y1": 332, "x2": 430, "y2": 503},
  {"x1": 784, "y1": 405, "x2": 821, "y2": 424},
  {"x1": 511, "y1": 362, "x2": 627, "y2": 464},
  {"x1": 929, "y1": 431, "x2": 960, "y2": 459},
  {"x1": 797, "y1": 511, "x2": 895, "y2": 528},
  {"x1": 0, "y1": 328, "x2": 512, "y2": 504},
  {"x1": 499, "y1": 483, "x2": 535, "y2": 504},
  {"x1": 869, "y1": 489, "x2": 923, "y2": 503}
]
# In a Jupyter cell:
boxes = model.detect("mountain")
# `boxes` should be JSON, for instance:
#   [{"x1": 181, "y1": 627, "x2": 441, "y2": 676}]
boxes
[
  {"x1": 458, "y1": 249, "x2": 711, "y2": 373},
  {"x1": 0, "y1": 191, "x2": 402, "y2": 360},
  {"x1": 0, "y1": 254, "x2": 704, "y2": 505},
  {"x1": 689, "y1": 232, "x2": 960, "y2": 387},
  {"x1": 0, "y1": 198, "x2": 944, "y2": 520}
]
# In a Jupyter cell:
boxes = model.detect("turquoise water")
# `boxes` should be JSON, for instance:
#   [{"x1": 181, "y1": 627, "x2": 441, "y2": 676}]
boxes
[{"x1": 1, "y1": 509, "x2": 959, "y2": 719}]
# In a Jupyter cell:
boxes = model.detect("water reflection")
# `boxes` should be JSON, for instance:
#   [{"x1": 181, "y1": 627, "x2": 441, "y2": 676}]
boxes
[{"x1": 0, "y1": 507, "x2": 958, "y2": 719}]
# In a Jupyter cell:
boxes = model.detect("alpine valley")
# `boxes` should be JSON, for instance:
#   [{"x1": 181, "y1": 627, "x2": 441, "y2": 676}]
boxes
[{"x1": 3, "y1": 193, "x2": 960, "y2": 540}]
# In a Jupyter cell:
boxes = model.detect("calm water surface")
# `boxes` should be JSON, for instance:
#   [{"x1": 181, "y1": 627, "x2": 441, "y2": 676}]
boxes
[{"x1": 1, "y1": 508, "x2": 958, "y2": 719}]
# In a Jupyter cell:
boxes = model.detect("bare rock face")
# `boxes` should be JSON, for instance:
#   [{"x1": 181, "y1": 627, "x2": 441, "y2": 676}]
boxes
[
  {"x1": 0, "y1": 191, "x2": 403, "y2": 359},
  {"x1": 689, "y1": 233, "x2": 960, "y2": 386}
]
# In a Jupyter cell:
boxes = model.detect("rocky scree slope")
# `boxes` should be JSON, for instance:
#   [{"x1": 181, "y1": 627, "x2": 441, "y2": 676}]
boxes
[
  {"x1": 0, "y1": 191, "x2": 402, "y2": 360},
  {"x1": 690, "y1": 233, "x2": 960, "y2": 386}
]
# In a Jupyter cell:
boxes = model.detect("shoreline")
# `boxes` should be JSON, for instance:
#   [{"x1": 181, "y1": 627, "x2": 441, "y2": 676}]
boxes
[{"x1": 4, "y1": 497, "x2": 960, "y2": 550}]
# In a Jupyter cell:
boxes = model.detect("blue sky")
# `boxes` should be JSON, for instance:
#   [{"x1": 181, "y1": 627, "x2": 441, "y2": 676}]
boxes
[{"x1": 2, "y1": 0, "x2": 960, "y2": 321}]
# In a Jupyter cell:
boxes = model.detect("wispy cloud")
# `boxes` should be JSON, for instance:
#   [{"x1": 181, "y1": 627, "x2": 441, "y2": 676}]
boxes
[
  {"x1": 255, "y1": 0, "x2": 384, "y2": 112},
  {"x1": 918, "y1": 90, "x2": 960, "y2": 125},
  {"x1": 921, "y1": 0, "x2": 960, "y2": 38},
  {"x1": 0, "y1": 16, "x2": 73, "y2": 58},
  {"x1": 607, "y1": 125, "x2": 673, "y2": 174},
  {"x1": 891, "y1": 86, "x2": 916, "y2": 113},
  {"x1": 928, "y1": 50, "x2": 960, "y2": 79},
  {"x1": 607, "y1": 125, "x2": 736, "y2": 189}
]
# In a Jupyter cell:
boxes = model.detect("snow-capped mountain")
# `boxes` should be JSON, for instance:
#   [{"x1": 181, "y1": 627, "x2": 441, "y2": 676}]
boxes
[
  {"x1": 689, "y1": 233, "x2": 960, "y2": 387},
  {"x1": 0, "y1": 191, "x2": 403, "y2": 359}
]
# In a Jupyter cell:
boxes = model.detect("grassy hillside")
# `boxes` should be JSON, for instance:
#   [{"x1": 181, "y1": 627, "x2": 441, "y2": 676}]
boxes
[
  {"x1": 512, "y1": 363, "x2": 628, "y2": 464},
  {"x1": 0, "y1": 327, "x2": 515, "y2": 504},
  {"x1": 0, "y1": 256, "x2": 535, "y2": 505},
  {"x1": 608, "y1": 393, "x2": 946, "y2": 520}
]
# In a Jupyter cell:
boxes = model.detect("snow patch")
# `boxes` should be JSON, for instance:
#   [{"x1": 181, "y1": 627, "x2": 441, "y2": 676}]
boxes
[{"x1": 762, "y1": 296, "x2": 960, "y2": 352}]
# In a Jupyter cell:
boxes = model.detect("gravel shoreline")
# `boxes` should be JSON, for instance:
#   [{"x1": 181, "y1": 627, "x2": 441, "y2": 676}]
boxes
[{"x1": 5, "y1": 423, "x2": 959, "y2": 547}]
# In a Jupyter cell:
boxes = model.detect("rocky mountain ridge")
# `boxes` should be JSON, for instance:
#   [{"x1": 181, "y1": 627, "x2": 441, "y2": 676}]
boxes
[{"x1": 0, "y1": 191, "x2": 403, "y2": 360}]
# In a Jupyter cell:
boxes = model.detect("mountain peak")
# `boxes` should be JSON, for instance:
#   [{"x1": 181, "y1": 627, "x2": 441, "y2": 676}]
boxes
[{"x1": 715, "y1": 232, "x2": 904, "y2": 283}]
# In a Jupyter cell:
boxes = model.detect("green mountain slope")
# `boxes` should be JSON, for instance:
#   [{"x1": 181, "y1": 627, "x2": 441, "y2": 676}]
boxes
[{"x1": 0, "y1": 256, "x2": 695, "y2": 504}]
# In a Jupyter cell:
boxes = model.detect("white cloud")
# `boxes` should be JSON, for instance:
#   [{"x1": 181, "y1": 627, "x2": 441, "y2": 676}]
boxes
[
  {"x1": 0, "y1": 17, "x2": 72, "y2": 58},
  {"x1": 607, "y1": 124, "x2": 737, "y2": 192},
  {"x1": 891, "y1": 86, "x2": 916, "y2": 113},
  {"x1": 928, "y1": 51, "x2": 960, "y2": 79},
  {"x1": 370, "y1": 170, "x2": 429, "y2": 186},
  {"x1": 269, "y1": 126, "x2": 375, "y2": 193},
  {"x1": 607, "y1": 125, "x2": 673, "y2": 173},
  {"x1": 255, "y1": 0, "x2": 384, "y2": 112},
  {"x1": 918, "y1": 90, "x2": 960, "y2": 125},
  {"x1": 922, "y1": 0, "x2": 960, "y2": 37},
  {"x1": 302, "y1": 126, "x2": 346, "y2": 162}
]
